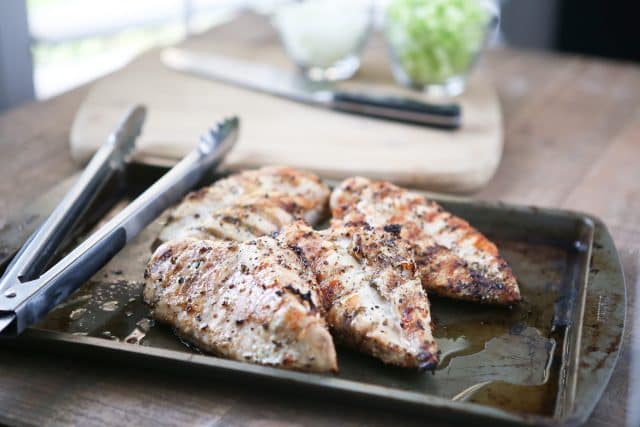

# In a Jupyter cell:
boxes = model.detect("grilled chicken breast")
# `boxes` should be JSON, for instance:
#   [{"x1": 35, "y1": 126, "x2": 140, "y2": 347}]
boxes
[
  {"x1": 330, "y1": 177, "x2": 520, "y2": 305},
  {"x1": 144, "y1": 236, "x2": 337, "y2": 372},
  {"x1": 277, "y1": 221, "x2": 439, "y2": 370},
  {"x1": 159, "y1": 166, "x2": 330, "y2": 243},
  {"x1": 164, "y1": 193, "x2": 317, "y2": 242}
]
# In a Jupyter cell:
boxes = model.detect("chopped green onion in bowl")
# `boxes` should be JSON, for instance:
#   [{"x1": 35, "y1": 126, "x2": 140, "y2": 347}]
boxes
[{"x1": 385, "y1": 0, "x2": 496, "y2": 95}]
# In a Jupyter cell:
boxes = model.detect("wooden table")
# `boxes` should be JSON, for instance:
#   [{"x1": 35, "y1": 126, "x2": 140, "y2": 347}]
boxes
[{"x1": 0, "y1": 38, "x2": 638, "y2": 427}]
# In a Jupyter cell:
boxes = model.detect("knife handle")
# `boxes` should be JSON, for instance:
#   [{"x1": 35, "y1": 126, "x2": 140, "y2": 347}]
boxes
[{"x1": 330, "y1": 92, "x2": 461, "y2": 130}]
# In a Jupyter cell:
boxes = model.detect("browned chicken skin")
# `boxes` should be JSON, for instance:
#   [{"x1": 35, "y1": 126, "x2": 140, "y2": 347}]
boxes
[
  {"x1": 330, "y1": 177, "x2": 521, "y2": 305},
  {"x1": 159, "y1": 166, "x2": 330, "y2": 243},
  {"x1": 277, "y1": 221, "x2": 439, "y2": 370},
  {"x1": 144, "y1": 236, "x2": 337, "y2": 372},
  {"x1": 145, "y1": 168, "x2": 521, "y2": 372}
]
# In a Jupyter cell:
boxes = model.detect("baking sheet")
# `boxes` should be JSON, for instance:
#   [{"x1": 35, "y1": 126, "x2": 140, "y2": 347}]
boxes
[{"x1": 0, "y1": 165, "x2": 626, "y2": 426}]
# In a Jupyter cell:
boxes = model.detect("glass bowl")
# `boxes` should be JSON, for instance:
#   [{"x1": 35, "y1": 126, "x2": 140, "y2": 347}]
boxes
[
  {"x1": 384, "y1": 0, "x2": 499, "y2": 97},
  {"x1": 272, "y1": 0, "x2": 373, "y2": 82}
]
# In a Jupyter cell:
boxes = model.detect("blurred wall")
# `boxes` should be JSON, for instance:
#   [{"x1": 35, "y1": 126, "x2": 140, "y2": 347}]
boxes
[
  {"x1": 500, "y1": 0, "x2": 559, "y2": 50},
  {"x1": 0, "y1": 0, "x2": 35, "y2": 111},
  {"x1": 500, "y1": 0, "x2": 640, "y2": 63},
  {"x1": 557, "y1": 0, "x2": 640, "y2": 62}
]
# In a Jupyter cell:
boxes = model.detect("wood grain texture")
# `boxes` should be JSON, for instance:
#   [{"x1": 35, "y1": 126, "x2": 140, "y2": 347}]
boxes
[
  {"x1": 69, "y1": 14, "x2": 503, "y2": 193},
  {"x1": 0, "y1": 23, "x2": 639, "y2": 427},
  {"x1": 0, "y1": 87, "x2": 89, "y2": 230}
]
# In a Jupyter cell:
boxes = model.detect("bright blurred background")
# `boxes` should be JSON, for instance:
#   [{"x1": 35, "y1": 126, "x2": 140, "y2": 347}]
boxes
[
  {"x1": 1, "y1": 0, "x2": 639, "y2": 109},
  {"x1": 28, "y1": 0, "x2": 243, "y2": 99}
]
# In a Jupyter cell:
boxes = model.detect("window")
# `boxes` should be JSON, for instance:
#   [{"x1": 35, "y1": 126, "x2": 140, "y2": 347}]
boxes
[{"x1": 27, "y1": 0, "x2": 243, "y2": 99}]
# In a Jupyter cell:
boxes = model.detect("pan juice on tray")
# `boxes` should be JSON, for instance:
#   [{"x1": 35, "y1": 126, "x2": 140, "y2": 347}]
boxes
[
  {"x1": 27, "y1": 163, "x2": 622, "y2": 423},
  {"x1": 135, "y1": 166, "x2": 523, "y2": 373}
]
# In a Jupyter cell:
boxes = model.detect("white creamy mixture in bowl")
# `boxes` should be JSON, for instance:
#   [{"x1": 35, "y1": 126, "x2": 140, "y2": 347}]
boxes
[{"x1": 272, "y1": 0, "x2": 373, "y2": 81}]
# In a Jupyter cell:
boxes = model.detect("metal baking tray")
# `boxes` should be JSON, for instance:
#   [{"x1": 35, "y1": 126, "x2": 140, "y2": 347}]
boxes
[{"x1": 0, "y1": 164, "x2": 626, "y2": 426}]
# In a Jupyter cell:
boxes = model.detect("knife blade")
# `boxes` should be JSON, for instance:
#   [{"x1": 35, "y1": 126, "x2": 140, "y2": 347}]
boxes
[{"x1": 161, "y1": 48, "x2": 461, "y2": 130}]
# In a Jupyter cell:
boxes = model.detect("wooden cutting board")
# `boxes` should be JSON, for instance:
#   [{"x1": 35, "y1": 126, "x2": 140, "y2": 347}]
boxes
[{"x1": 70, "y1": 13, "x2": 503, "y2": 193}]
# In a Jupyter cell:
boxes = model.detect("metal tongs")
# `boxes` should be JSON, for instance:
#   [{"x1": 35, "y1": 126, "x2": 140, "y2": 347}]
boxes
[{"x1": 0, "y1": 105, "x2": 238, "y2": 336}]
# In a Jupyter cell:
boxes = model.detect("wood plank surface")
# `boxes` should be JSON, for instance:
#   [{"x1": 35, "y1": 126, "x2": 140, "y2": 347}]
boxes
[{"x1": 0, "y1": 23, "x2": 639, "y2": 427}]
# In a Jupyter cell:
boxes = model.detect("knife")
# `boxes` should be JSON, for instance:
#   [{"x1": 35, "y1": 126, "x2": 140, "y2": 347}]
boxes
[{"x1": 161, "y1": 48, "x2": 461, "y2": 130}]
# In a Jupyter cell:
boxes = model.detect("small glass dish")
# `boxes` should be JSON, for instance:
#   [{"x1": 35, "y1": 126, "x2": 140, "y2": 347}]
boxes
[
  {"x1": 272, "y1": 0, "x2": 373, "y2": 82},
  {"x1": 384, "y1": 0, "x2": 499, "y2": 97}
]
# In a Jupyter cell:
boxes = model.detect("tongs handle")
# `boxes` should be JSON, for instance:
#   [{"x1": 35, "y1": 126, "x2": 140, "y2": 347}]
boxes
[
  {"x1": 0, "y1": 116, "x2": 238, "y2": 336},
  {"x1": 0, "y1": 106, "x2": 145, "y2": 288}
]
